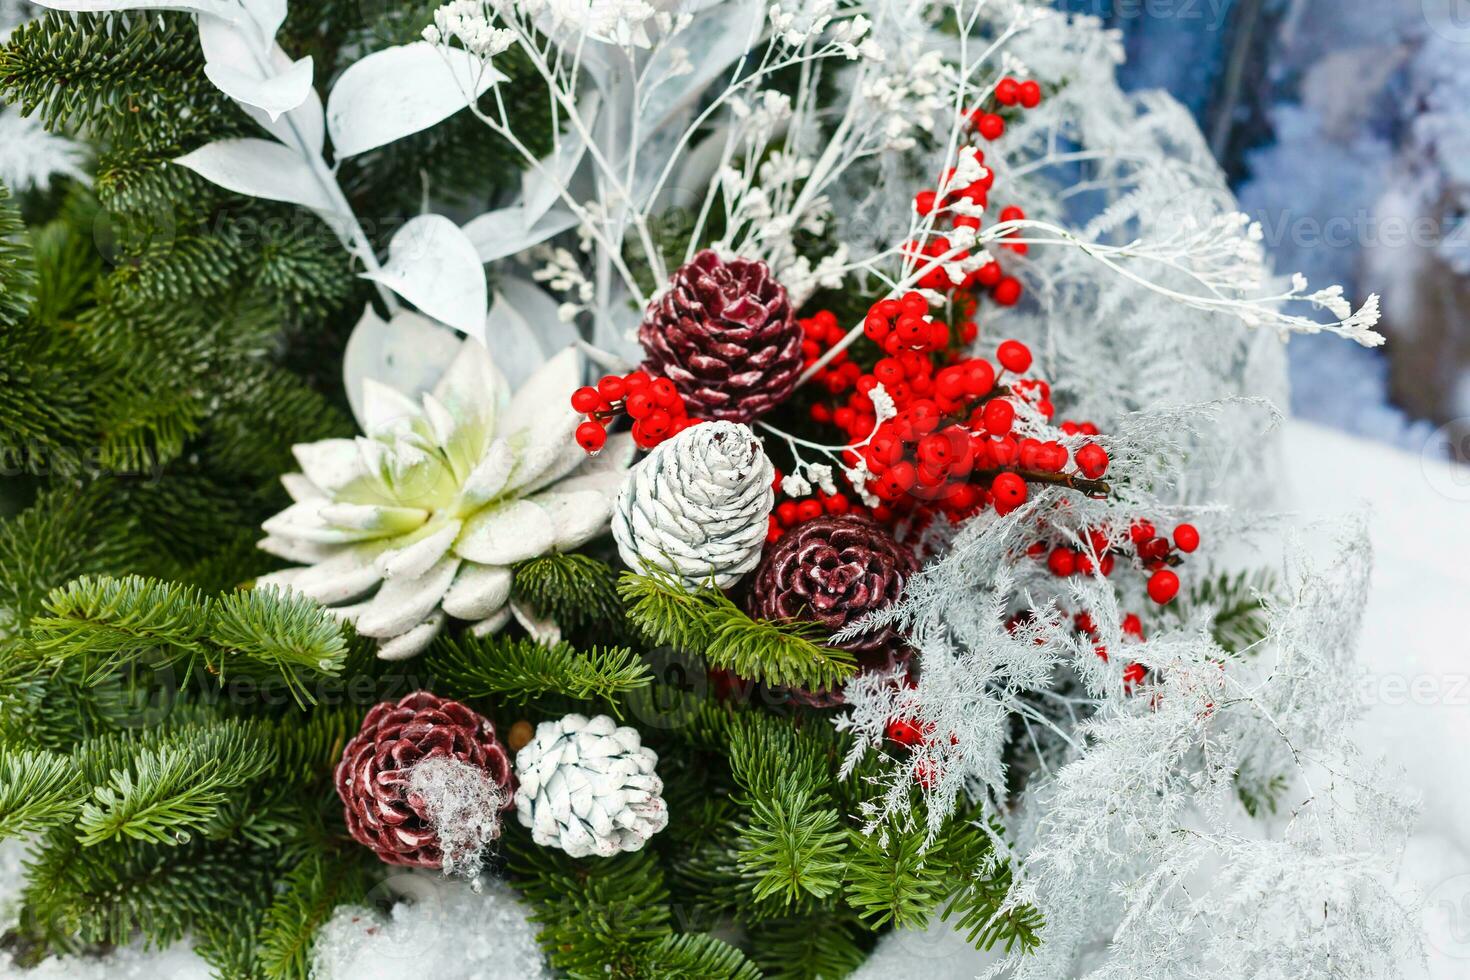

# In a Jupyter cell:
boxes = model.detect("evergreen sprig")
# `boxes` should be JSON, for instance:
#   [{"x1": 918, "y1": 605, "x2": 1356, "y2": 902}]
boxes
[
  {"x1": 28, "y1": 575, "x2": 351, "y2": 703},
  {"x1": 619, "y1": 571, "x2": 857, "y2": 690},
  {"x1": 427, "y1": 634, "x2": 652, "y2": 712},
  {"x1": 74, "y1": 720, "x2": 275, "y2": 847},
  {"x1": 0, "y1": 747, "x2": 86, "y2": 838}
]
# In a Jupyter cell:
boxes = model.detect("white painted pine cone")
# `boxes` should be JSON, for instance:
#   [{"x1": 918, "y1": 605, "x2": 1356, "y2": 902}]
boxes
[
  {"x1": 513, "y1": 714, "x2": 667, "y2": 858},
  {"x1": 610, "y1": 420, "x2": 774, "y2": 590}
]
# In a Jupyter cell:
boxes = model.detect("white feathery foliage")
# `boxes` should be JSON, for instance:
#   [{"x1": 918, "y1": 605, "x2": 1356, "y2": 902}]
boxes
[{"x1": 825, "y1": 8, "x2": 1418, "y2": 972}]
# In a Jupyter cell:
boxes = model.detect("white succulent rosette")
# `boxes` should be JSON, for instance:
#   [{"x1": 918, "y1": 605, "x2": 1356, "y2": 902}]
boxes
[
  {"x1": 257, "y1": 340, "x2": 632, "y2": 659},
  {"x1": 610, "y1": 419, "x2": 775, "y2": 590},
  {"x1": 513, "y1": 713, "x2": 668, "y2": 858}
]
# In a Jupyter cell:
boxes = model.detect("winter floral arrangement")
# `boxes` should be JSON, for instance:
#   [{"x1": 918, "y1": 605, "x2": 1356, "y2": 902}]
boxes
[{"x1": 0, "y1": 0, "x2": 1422, "y2": 977}]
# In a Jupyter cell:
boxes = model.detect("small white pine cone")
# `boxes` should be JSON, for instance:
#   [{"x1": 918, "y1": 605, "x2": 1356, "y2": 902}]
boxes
[
  {"x1": 611, "y1": 420, "x2": 774, "y2": 590},
  {"x1": 513, "y1": 714, "x2": 668, "y2": 858}
]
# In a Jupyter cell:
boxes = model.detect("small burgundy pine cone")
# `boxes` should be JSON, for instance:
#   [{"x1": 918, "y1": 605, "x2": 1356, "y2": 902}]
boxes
[
  {"x1": 335, "y1": 691, "x2": 515, "y2": 868},
  {"x1": 747, "y1": 515, "x2": 918, "y2": 707},
  {"x1": 638, "y1": 249, "x2": 802, "y2": 423}
]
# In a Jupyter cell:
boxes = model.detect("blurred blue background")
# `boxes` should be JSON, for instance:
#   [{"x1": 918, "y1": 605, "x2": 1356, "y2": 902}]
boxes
[{"x1": 1056, "y1": 0, "x2": 1470, "y2": 453}]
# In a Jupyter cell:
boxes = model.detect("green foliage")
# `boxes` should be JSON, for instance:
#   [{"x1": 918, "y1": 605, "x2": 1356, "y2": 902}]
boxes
[
  {"x1": 0, "y1": 747, "x2": 85, "y2": 838},
  {"x1": 513, "y1": 552, "x2": 627, "y2": 637},
  {"x1": 427, "y1": 633, "x2": 651, "y2": 713},
  {"x1": 0, "y1": 181, "x2": 34, "y2": 322},
  {"x1": 1165, "y1": 568, "x2": 1276, "y2": 655},
  {"x1": 255, "y1": 851, "x2": 372, "y2": 980},
  {"x1": 620, "y1": 571, "x2": 857, "y2": 691},
  {"x1": 75, "y1": 720, "x2": 275, "y2": 847},
  {"x1": 506, "y1": 839, "x2": 678, "y2": 979},
  {"x1": 737, "y1": 773, "x2": 848, "y2": 907},
  {"x1": 28, "y1": 575, "x2": 349, "y2": 702},
  {"x1": 636, "y1": 933, "x2": 763, "y2": 980}
]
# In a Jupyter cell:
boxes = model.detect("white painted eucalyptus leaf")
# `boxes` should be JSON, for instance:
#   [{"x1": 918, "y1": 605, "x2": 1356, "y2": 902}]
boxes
[
  {"x1": 361, "y1": 215, "x2": 487, "y2": 340},
  {"x1": 175, "y1": 138, "x2": 332, "y2": 211},
  {"x1": 198, "y1": 13, "x2": 312, "y2": 121},
  {"x1": 462, "y1": 206, "x2": 579, "y2": 264},
  {"x1": 326, "y1": 42, "x2": 505, "y2": 158}
]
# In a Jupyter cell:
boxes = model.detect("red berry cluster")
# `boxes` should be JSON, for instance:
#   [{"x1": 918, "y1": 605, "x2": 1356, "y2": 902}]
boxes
[
  {"x1": 1073, "y1": 610, "x2": 1149, "y2": 692},
  {"x1": 767, "y1": 466, "x2": 860, "y2": 543},
  {"x1": 1032, "y1": 519, "x2": 1202, "y2": 607},
  {"x1": 969, "y1": 76, "x2": 1044, "y2": 140},
  {"x1": 799, "y1": 310, "x2": 866, "y2": 399},
  {"x1": 809, "y1": 306, "x2": 1111, "y2": 525},
  {"x1": 911, "y1": 158, "x2": 1025, "y2": 303},
  {"x1": 571, "y1": 371, "x2": 700, "y2": 453}
]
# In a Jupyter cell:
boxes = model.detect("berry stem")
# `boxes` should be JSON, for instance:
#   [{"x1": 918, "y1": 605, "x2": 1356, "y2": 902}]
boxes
[{"x1": 976, "y1": 467, "x2": 1111, "y2": 498}]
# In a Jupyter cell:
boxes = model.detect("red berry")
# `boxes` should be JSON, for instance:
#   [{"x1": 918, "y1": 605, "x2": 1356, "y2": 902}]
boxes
[
  {"x1": 1075, "y1": 443, "x2": 1109, "y2": 480},
  {"x1": 992, "y1": 277, "x2": 1023, "y2": 306},
  {"x1": 915, "y1": 189, "x2": 937, "y2": 215},
  {"x1": 886, "y1": 717, "x2": 926, "y2": 746},
  {"x1": 1018, "y1": 80, "x2": 1042, "y2": 108},
  {"x1": 650, "y1": 377, "x2": 680, "y2": 407},
  {"x1": 1122, "y1": 662, "x2": 1147, "y2": 691},
  {"x1": 623, "y1": 371, "x2": 650, "y2": 390},
  {"x1": 995, "y1": 77, "x2": 1020, "y2": 106},
  {"x1": 575, "y1": 420, "x2": 607, "y2": 453},
  {"x1": 900, "y1": 291, "x2": 928, "y2": 317},
  {"x1": 823, "y1": 493, "x2": 850, "y2": 515},
  {"x1": 1048, "y1": 547, "x2": 1076, "y2": 577},
  {"x1": 776, "y1": 501, "x2": 799, "y2": 526},
  {"x1": 1122, "y1": 613, "x2": 1144, "y2": 639},
  {"x1": 766, "y1": 515, "x2": 782, "y2": 543},
  {"x1": 597, "y1": 375, "x2": 626, "y2": 401},
  {"x1": 1129, "y1": 519, "x2": 1156, "y2": 545},
  {"x1": 571, "y1": 386, "x2": 602, "y2": 413},
  {"x1": 643, "y1": 409, "x2": 672, "y2": 439},
  {"x1": 964, "y1": 360, "x2": 996, "y2": 397},
  {"x1": 996, "y1": 339, "x2": 1032, "y2": 373},
  {"x1": 982, "y1": 398, "x2": 1014, "y2": 437},
  {"x1": 797, "y1": 499, "x2": 824, "y2": 522},
  {"x1": 1174, "y1": 524, "x2": 1200, "y2": 553},
  {"x1": 626, "y1": 390, "x2": 654, "y2": 419},
  {"x1": 1000, "y1": 205, "x2": 1025, "y2": 224},
  {"x1": 991, "y1": 471, "x2": 1028, "y2": 513},
  {"x1": 975, "y1": 261, "x2": 1003, "y2": 288},
  {"x1": 886, "y1": 461, "x2": 917, "y2": 493},
  {"x1": 918, "y1": 433, "x2": 952, "y2": 468},
  {"x1": 976, "y1": 113, "x2": 1005, "y2": 140},
  {"x1": 1147, "y1": 569, "x2": 1181, "y2": 605}
]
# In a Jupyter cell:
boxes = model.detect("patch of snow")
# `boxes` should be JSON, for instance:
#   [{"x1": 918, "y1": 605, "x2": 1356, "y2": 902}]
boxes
[{"x1": 311, "y1": 872, "x2": 548, "y2": 980}]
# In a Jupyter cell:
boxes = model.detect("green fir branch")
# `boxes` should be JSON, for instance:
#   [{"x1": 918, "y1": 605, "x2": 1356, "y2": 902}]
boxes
[
  {"x1": 255, "y1": 851, "x2": 371, "y2": 980},
  {"x1": 427, "y1": 633, "x2": 651, "y2": 712},
  {"x1": 634, "y1": 933, "x2": 763, "y2": 980},
  {"x1": 0, "y1": 747, "x2": 86, "y2": 839},
  {"x1": 619, "y1": 571, "x2": 856, "y2": 691},
  {"x1": 513, "y1": 552, "x2": 626, "y2": 635},
  {"x1": 30, "y1": 574, "x2": 211, "y2": 683},
  {"x1": 737, "y1": 772, "x2": 848, "y2": 908},
  {"x1": 207, "y1": 588, "x2": 350, "y2": 704},
  {"x1": 74, "y1": 720, "x2": 275, "y2": 847}
]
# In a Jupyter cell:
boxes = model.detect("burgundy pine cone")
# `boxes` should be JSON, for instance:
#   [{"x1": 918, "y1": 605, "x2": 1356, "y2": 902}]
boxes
[
  {"x1": 747, "y1": 515, "x2": 918, "y2": 707},
  {"x1": 334, "y1": 691, "x2": 515, "y2": 868},
  {"x1": 638, "y1": 249, "x2": 802, "y2": 423}
]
